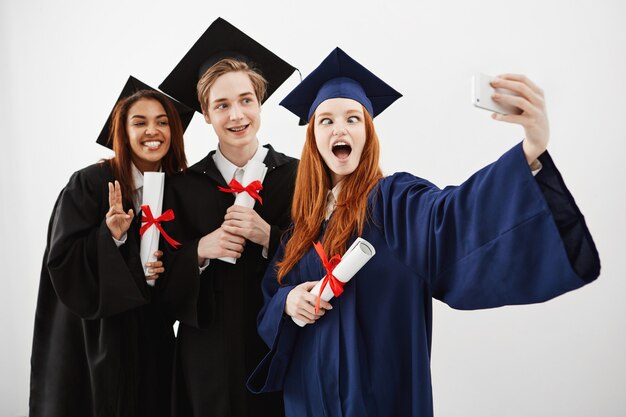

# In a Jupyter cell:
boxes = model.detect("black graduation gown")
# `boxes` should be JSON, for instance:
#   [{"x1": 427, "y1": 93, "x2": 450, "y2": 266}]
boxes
[
  {"x1": 159, "y1": 144, "x2": 298, "y2": 417},
  {"x1": 29, "y1": 162, "x2": 175, "y2": 417}
]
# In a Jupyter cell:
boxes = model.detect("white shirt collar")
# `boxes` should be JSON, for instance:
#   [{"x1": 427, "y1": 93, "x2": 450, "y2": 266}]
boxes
[{"x1": 213, "y1": 144, "x2": 268, "y2": 184}]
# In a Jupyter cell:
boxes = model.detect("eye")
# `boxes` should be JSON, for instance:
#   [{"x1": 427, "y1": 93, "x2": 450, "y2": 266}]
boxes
[
  {"x1": 216, "y1": 103, "x2": 228, "y2": 110},
  {"x1": 242, "y1": 97, "x2": 254, "y2": 104},
  {"x1": 133, "y1": 121, "x2": 146, "y2": 126},
  {"x1": 319, "y1": 118, "x2": 333, "y2": 125},
  {"x1": 347, "y1": 116, "x2": 360, "y2": 123},
  {"x1": 158, "y1": 120, "x2": 169, "y2": 126}
]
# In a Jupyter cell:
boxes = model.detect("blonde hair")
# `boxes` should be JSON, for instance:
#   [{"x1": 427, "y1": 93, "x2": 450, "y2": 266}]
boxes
[{"x1": 196, "y1": 58, "x2": 267, "y2": 113}]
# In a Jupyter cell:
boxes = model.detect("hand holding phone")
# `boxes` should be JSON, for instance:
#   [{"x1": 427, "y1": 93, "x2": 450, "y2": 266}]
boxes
[{"x1": 472, "y1": 73, "x2": 523, "y2": 115}]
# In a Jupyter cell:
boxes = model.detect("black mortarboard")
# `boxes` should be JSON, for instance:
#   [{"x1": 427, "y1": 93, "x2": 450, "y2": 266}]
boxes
[
  {"x1": 280, "y1": 47, "x2": 402, "y2": 123},
  {"x1": 96, "y1": 76, "x2": 194, "y2": 149},
  {"x1": 158, "y1": 17, "x2": 297, "y2": 113}
]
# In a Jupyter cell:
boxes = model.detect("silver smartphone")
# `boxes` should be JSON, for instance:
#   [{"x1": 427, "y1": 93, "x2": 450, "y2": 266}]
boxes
[{"x1": 472, "y1": 73, "x2": 522, "y2": 115}]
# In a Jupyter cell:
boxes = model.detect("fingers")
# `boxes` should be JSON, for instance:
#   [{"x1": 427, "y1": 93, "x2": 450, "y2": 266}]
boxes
[
  {"x1": 115, "y1": 180, "x2": 123, "y2": 208},
  {"x1": 491, "y1": 76, "x2": 544, "y2": 109},
  {"x1": 198, "y1": 228, "x2": 247, "y2": 260},
  {"x1": 108, "y1": 182, "x2": 115, "y2": 209},
  {"x1": 491, "y1": 112, "x2": 525, "y2": 124},
  {"x1": 286, "y1": 281, "x2": 333, "y2": 324},
  {"x1": 145, "y1": 264, "x2": 165, "y2": 275},
  {"x1": 497, "y1": 73, "x2": 543, "y2": 96},
  {"x1": 154, "y1": 250, "x2": 163, "y2": 260}
]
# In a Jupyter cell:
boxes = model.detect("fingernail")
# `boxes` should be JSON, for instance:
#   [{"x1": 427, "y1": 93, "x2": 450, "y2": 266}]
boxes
[
  {"x1": 148, "y1": 269, "x2": 154, "y2": 274},
  {"x1": 492, "y1": 93, "x2": 500, "y2": 100}
]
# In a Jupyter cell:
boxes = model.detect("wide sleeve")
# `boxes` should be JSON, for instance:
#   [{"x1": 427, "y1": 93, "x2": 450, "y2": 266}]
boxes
[
  {"x1": 46, "y1": 166, "x2": 149, "y2": 319},
  {"x1": 373, "y1": 142, "x2": 600, "y2": 310},
  {"x1": 247, "y1": 240, "x2": 299, "y2": 393}
]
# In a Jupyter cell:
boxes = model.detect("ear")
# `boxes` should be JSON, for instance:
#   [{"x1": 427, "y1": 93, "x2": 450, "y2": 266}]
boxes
[{"x1": 203, "y1": 110, "x2": 212, "y2": 125}]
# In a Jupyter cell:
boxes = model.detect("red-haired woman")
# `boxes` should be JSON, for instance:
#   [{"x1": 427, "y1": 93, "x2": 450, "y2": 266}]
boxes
[
  {"x1": 248, "y1": 48, "x2": 600, "y2": 417},
  {"x1": 30, "y1": 87, "x2": 187, "y2": 417}
]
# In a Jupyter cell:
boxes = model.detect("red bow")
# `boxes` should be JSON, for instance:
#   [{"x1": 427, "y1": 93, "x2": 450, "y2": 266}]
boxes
[
  {"x1": 140, "y1": 205, "x2": 182, "y2": 249},
  {"x1": 218, "y1": 179, "x2": 263, "y2": 204},
  {"x1": 313, "y1": 241, "x2": 344, "y2": 313}
]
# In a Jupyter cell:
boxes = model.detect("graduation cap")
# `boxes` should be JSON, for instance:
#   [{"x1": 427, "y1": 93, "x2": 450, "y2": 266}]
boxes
[
  {"x1": 280, "y1": 47, "x2": 402, "y2": 123},
  {"x1": 96, "y1": 76, "x2": 195, "y2": 149},
  {"x1": 158, "y1": 17, "x2": 297, "y2": 113}
]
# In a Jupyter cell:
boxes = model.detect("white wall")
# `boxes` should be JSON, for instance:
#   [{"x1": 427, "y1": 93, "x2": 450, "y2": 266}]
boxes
[{"x1": 2, "y1": 0, "x2": 624, "y2": 415}]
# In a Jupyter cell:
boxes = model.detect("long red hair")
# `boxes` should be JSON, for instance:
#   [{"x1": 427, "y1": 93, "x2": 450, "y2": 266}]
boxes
[
  {"x1": 105, "y1": 90, "x2": 187, "y2": 207},
  {"x1": 277, "y1": 108, "x2": 382, "y2": 283}
]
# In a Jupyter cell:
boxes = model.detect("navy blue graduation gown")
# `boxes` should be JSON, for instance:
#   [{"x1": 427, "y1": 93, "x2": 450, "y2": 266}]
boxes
[
  {"x1": 30, "y1": 162, "x2": 174, "y2": 417},
  {"x1": 248, "y1": 143, "x2": 600, "y2": 417}
]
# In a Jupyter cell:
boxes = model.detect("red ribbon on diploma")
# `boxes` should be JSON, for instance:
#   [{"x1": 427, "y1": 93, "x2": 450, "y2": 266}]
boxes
[
  {"x1": 313, "y1": 241, "x2": 344, "y2": 313},
  {"x1": 218, "y1": 179, "x2": 263, "y2": 204},
  {"x1": 140, "y1": 205, "x2": 181, "y2": 249}
]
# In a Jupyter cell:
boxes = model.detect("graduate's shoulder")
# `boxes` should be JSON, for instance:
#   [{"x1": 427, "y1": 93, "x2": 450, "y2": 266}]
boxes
[
  {"x1": 63, "y1": 160, "x2": 114, "y2": 192},
  {"x1": 375, "y1": 172, "x2": 437, "y2": 194},
  {"x1": 263, "y1": 144, "x2": 298, "y2": 169}
]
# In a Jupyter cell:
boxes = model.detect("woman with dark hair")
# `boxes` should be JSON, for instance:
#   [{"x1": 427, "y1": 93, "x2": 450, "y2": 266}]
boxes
[
  {"x1": 30, "y1": 84, "x2": 188, "y2": 417},
  {"x1": 248, "y1": 48, "x2": 601, "y2": 417}
]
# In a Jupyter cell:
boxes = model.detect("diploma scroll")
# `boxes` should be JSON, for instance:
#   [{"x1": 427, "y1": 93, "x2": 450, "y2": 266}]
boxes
[
  {"x1": 140, "y1": 172, "x2": 165, "y2": 286},
  {"x1": 292, "y1": 237, "x2": 376, "y2": 327},
  {"x1": 219, "y1": 160, "x2": 268, "y2": 264}
]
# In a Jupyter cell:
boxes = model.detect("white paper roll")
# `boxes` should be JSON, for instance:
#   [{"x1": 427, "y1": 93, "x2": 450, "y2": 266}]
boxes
[
  {"x1": 292, "y1": 237, "x2": 376, "y2": 327},
  {"x1": 140, "y1": 172, "x2": 165, "y2": 286},
  {"x1": 219, "y1": 160, "x2": 268, "y2": 264}
]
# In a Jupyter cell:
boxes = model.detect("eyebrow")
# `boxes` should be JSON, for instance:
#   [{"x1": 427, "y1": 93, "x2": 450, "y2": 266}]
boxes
[
  {"x1": 211, "y1": 92, "x2": 256, "y2": 104},
  {"x1": 129, "y1": 114, "x2": 168, "y2": 119},
  {"x1": 316, "y1": 109, "x2": 363, "y2": 118}
]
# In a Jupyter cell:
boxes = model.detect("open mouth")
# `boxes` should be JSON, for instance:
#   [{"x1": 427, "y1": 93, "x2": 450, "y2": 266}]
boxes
[
  {"x1": 228, "y1": 124, "x2": 249, "y2": 133},
  {"x1": 332, "y1": 141, "x2": 352, "y2": 159},
  {"x1": 142, "y1": 140, "x2": 163, "y2": 150}
]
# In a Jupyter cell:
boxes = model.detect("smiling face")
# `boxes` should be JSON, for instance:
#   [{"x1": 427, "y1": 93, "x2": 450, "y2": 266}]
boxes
[
  {"x1": 203, "y1": 71, "x2": 261, "y2": 159},
  {"x1": 314, "y1": 98, "x2": 367, "y2": 187},
  {"x1": 127, "y1": 98, "x2": 171, "y2": 173}
]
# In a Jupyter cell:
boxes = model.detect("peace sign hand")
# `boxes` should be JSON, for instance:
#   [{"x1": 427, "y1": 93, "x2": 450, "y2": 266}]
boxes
[{"x1": 106, "y1": 180, "x2": 134, "y2": 240}]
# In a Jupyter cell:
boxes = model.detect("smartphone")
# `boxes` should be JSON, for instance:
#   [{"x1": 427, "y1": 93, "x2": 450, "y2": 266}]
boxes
[{"x1": 472, "y1": 73, "x2": 522, "y2": 115}]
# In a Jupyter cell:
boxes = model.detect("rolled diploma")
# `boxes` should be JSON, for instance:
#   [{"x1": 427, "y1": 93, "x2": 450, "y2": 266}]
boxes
[
  {"x1": 219, "y1": 160, "x2": 268, "y2": 264},
  {"x1": 292, "y1": 237, "x2": 376, "y2": 327},
  {"x1": 140, "y1": 172, "x2": 165, "y2": 286}
]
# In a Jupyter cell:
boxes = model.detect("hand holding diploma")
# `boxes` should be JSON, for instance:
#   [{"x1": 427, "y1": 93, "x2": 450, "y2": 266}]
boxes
[
  {"x1": 217, "y1": 160, "x2": 268, "y2": 264},
  {"x1": 291, "y1": 238, "x2": 376, "y2": 327}
]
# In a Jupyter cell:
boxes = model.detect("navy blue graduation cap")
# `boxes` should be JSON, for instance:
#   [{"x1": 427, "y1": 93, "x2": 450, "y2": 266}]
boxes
[
  {"x1": 159, "y1": 17, "x2": 297, "y2": 113},
  {"x1": 96, "y1": 76, "x2": 194, "y2": 149},
  {"x1": 280, "y1": 47, "x2": 402, "y2": 123}
]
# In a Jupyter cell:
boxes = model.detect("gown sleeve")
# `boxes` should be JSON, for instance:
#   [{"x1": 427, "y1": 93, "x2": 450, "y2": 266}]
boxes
[
  {"x1": 46, "y1": 165, "x2": 149, "y2": 319},
  {"x1": 373, "y1": 142, "x2": 600, "y2": 309}
]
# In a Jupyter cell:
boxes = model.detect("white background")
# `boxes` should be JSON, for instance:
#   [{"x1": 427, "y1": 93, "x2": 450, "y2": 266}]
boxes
[{"x1": 1, "y1": 0, "x2": 625, "y2": 416}]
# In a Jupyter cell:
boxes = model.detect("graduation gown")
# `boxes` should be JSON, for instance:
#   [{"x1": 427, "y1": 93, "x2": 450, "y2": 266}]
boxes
[
  {"x1": 247, "y1": 143, "x2": 600, "y2": 417},
  {"x1": 159, "y1": 144, "x2": 298, "y2": 417},
  {"x1": 30, "y1": 162, "x2": 175, "y2": 417}
]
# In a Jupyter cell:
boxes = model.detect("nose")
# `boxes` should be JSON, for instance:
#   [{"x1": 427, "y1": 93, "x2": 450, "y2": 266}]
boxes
[
  {"x1": 332, "y1": 126, "x2": 346, "y2": 136},
  {"x1": 145, "y1": 124, "x2": 157, "y2": 136},
  {"x1": 229, "y1": 104, "x2": 244, "y2": 121}
]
